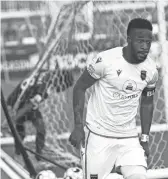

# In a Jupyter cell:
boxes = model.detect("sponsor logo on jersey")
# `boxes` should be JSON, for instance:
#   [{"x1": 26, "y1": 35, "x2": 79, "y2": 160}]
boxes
[
  {"x1": 141, "y1": 70, "x2": 147, "y2": 80},
  {"x1": 123, "y1": 80, "x2": 137, "y2": 93},
  {"x1": 113, "y1": 92, "x2": 138, "y2": 100},
  {"x1": 90, "y1": 174, "x2": 98, "y2": 179},
  {"x1": 117, "y1": 69, "x2": 122, "y2": 76}
]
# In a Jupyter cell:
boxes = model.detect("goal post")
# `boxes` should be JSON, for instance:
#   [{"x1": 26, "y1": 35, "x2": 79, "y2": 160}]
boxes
[
  {"x1": 1, "y1": 1, "x2": 168, "y2": 178},
  {"x1": 157, "y1": 0, "x2": 168, "y2": 122}
]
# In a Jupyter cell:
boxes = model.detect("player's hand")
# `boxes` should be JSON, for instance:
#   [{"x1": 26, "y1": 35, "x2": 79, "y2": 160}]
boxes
[
  {"x1": 140, "y1": 141, "x2": 150, "y2": 157},
  {"x1": 69, "y1": 124, "x2": 85, "y2": 149},
  {"x1": 30, "y1": 94, "x2": 42, "y2": 109}
]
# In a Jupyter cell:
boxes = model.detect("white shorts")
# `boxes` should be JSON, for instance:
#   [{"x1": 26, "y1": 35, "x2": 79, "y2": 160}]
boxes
[{"x1": 81, "y1": 127, "x2": 147, "y2": 179}]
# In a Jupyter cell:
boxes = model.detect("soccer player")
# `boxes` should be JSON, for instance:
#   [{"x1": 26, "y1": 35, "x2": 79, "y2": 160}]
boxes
[
  {"x1": 7, "y1": 69, "x2": 74, "y2": 161},
  {"x1": 7, "y1": 71, "x2": 49, "y2": 161},
  {"x1": 69, "y1": 18, "x2": 158, "y2": 179}
]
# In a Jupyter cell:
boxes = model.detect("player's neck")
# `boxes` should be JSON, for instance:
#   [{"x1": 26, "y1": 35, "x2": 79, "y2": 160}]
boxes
[{"x1": 122, "y1": 46, "x2": 139, "y2": 65}]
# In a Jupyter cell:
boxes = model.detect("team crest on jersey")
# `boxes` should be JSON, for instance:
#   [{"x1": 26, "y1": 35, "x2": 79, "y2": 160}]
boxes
[
  {"x1": 123, "y1": 80, "x2": 137, "y2": 94},
  {"x1": 141, "y1": 70, "x2": 147, "y2": 81},
  {"x1": 90, "y1": 174, "x2": 98, "y2": 179}
]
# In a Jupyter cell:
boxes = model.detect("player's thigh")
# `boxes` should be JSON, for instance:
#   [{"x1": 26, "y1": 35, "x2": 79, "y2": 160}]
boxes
[
  {"x1": 116, "y1": 138, "x2": 147, "y2": 179},
  {"x1": 116, "y1": 138, "x2": 147, "y2": 168},
  {"x1": 121, "y1": 165, "x2": 147, "y2": 179},
  {"x1": 82, "y1": 128, "x2": 118, "y2": 179}
]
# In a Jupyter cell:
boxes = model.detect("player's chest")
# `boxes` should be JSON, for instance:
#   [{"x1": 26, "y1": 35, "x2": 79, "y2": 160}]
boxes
[{"x1": 104, "y1": 63, "x2": 150, "y2": 93}]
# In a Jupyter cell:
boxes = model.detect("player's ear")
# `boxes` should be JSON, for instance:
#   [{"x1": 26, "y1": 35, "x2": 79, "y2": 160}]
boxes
[{"x1": 127, "y1": 36, "x2": 131, "y2": 43}]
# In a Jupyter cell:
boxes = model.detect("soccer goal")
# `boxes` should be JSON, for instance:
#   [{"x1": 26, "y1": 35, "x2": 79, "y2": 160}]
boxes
[{"x1": 1, "y1": 1, "x2": 168, "y2": 179}]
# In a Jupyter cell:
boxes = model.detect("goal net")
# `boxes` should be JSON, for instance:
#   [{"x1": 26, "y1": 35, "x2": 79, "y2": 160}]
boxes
[{"x1": 1, "y1": 0, "x2": 168, "y2": 177}]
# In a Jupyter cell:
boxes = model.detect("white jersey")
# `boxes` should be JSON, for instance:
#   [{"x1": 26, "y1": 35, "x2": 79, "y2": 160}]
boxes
[{"x1": 86, "y1": 47, "x2": 158, "y2": 137}]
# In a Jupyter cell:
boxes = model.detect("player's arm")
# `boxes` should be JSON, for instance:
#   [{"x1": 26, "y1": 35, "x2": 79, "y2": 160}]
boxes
[
  {"x1": 14, "y1": 86, "x2": 44, "y2": 120},
  {"x1": 140, "y1": 90, "x2": 154, "y2": 136},
  {"x1": 73, "y1": 69, "x2": 98, "y2": 126},
  {"x1": 34, "y1": 72, "x2": 51, "y2": 99},
  {"x1": 13, "y1": 102, "x2": 33, "y2": 120},
  {"x1": 73, "y1": 54, "x2": 104, "y2": 126},
  {"x1": 70, "y1": 54, "x2": 105, "y2": 147},
  {"x1": 13, "y1": 79, "x2": 46, "y2": 120},
  {"x1": 29, "y1": 72, "x2": 52, "y2": 110},
  {"x1": 140, "y1": 69, "x2": 158, "y2": 156},
  {"x1": 6, "y1": 83, "x2": 23, "y2": 116},
  {"x1": 6, "y1": 83, "x2": 22, "y2": 108}
]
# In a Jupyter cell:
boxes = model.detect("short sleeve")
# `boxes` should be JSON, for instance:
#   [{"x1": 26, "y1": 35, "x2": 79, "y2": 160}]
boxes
[
  {"x1": 146, "y1": 69, "x2": 158, "y2": 89},
  {"x1": 86, "y1": 54, "x2": 106, "y2": 79}
]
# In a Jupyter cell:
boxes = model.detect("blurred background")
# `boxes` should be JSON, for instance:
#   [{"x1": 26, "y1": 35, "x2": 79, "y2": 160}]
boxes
[
  {"x1": 1, "y1": 1, "x2": 168, "y2": 179},
  {"x1": 1, "y1": 1, "x2": 168, "y2": 80}
]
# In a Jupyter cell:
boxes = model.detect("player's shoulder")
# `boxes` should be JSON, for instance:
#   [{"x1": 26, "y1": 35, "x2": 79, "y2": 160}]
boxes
[
  {"x1": 142, "y1": 56, "x2": 159, "y2": 82},
  {"x1": 100, "y1": 46, "x2": 123, "y2": 59},
  {"x1": 144, "y1": 56, "x2": 158, "y2": 71},
  {"x1": 98, "y1": 47, "x2": 123, "y2": 65}
]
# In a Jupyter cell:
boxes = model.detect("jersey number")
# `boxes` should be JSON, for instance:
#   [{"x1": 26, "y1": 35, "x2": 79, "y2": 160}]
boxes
[{"x1": 146, "y1": 90, "x2": 155, "y2": 97}]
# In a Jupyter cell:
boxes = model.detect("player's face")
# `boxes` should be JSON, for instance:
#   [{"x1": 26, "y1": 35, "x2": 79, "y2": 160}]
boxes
[{"x1": 128, "y1": 28, "x2": 152, "y2": 63}]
